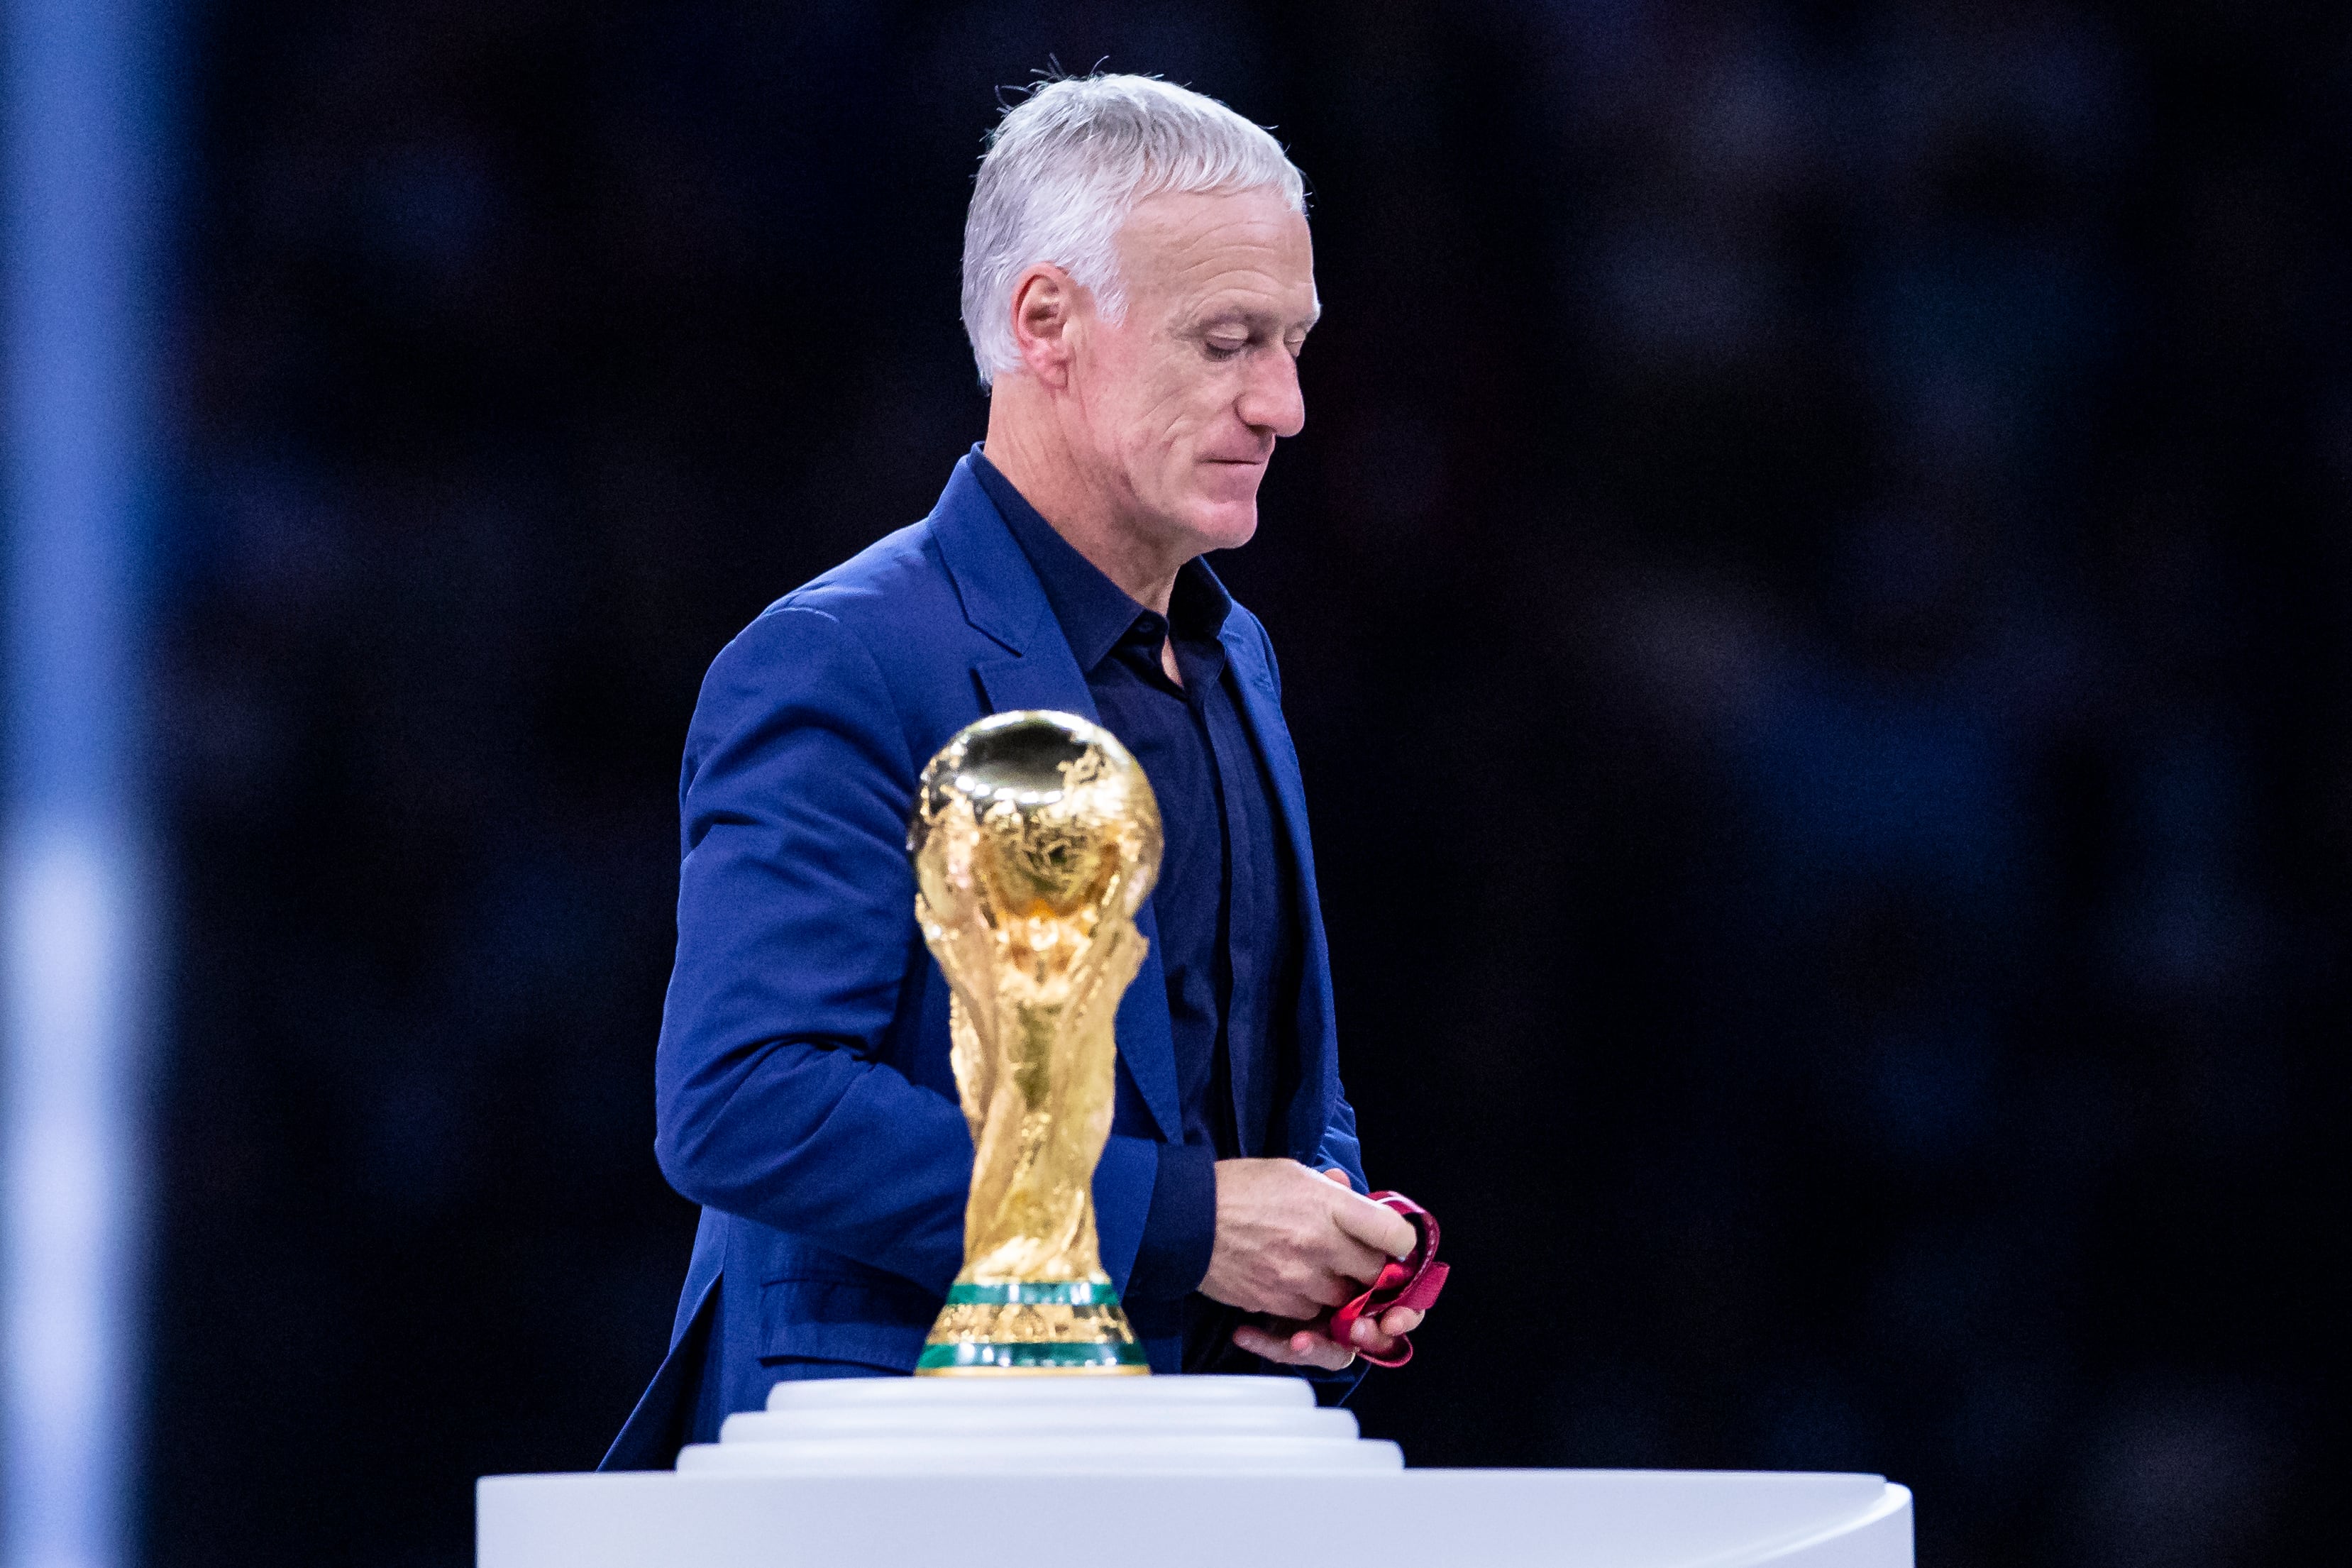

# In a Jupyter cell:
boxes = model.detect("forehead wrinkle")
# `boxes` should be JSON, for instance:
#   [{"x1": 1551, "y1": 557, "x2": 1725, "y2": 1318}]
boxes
[
  {"x1": 1113, "y1": 190, "x2": 1315, "y2": 324},
  {"x1": 1141, "y1": 251, "x2": 1317, "y2": 335}
]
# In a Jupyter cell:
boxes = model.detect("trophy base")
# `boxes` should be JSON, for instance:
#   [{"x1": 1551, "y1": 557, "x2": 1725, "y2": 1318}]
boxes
[
  {"x1": 915, "y1": 1342, "x2": 1150, "y2": 1374},
  {"x1": 915, "y1": 1280, "x2": 1151, "y2": 1376}
]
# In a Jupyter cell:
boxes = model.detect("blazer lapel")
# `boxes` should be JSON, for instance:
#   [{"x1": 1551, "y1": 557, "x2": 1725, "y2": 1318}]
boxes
[
  {"x1": 932, "y1": 458, "x2": 1183, "y2": 1146},
  {"x1": 973, "y1": 654, "x2": 1096, "y2": 722},
  {"x1": 1220, "y1": 619, "x2": 1337, "y2": 1158}
]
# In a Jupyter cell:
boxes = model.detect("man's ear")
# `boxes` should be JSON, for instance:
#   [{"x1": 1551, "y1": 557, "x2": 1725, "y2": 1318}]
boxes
[{"x1": 1008, "y1": 264, "x2": 1080, "y2": 387}]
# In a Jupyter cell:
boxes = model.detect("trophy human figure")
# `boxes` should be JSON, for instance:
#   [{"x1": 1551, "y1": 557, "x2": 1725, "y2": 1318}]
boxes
[{"x1": 604, "y1": 74, "x2": 1438, "y2": 1468}]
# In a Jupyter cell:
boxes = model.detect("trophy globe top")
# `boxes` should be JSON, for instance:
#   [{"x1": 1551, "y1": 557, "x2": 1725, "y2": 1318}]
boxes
[{"x1": 909, "y1": 711, "x2": 1161, "y2": 957}]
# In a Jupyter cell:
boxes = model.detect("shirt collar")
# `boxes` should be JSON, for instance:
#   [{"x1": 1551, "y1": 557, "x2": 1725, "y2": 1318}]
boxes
[{"x1": 969, "y1": 445, "x2": 1232, "y2": 672}]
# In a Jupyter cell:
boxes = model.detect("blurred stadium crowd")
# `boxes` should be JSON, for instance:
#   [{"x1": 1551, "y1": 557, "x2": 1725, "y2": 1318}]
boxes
[{"x1": 153, "y1": 2, "x2": 2336, "y2": 1564}]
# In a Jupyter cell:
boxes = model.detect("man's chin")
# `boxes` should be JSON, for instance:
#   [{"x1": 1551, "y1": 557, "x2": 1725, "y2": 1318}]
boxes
[
  {"x1": 1183, "y1": 470, "x2": 1266, "y2": 551},
  {"x1": 1183, "y1": 501, "x2": 1260, "y2": 554}
]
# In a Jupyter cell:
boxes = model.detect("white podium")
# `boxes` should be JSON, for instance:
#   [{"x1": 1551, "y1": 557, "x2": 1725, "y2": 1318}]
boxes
[{"x1": 479, "y1": 1377, "x2": 1912, "y2": 1567}]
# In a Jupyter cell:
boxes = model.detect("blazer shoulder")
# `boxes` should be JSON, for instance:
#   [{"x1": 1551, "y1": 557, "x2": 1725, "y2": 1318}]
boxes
[
  {"x1": 689, "y1": 513, "x2": 988, "y2": 757},
  {"x1": 714, "y1": 517, "x2": 969, "y2": 676},
  {"x1": 768, "y1": 517, "x2": 950, "y2": 634}
]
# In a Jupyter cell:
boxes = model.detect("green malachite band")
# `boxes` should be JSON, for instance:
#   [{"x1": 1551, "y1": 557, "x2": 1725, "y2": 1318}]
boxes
[
  {"x1": 944, "y1": 1281, "x2": 1123, "y2": 1307},
  {"x1": 917, "y1": 1340, "x2": 1150, "y2": 1372}
]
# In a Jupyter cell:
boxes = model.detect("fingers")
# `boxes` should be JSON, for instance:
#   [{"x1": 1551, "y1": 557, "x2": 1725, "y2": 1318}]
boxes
[
  {"x1": 1233, "y1": 1321, "x2": 1357, "y2": 1371},
  {"x1": 1284, "y1": 1327, "x2": 1357, "y2": 1370},
  {"x1": 1315, "y1": 1169, "x2": 1408, "y2": 1281},
  {"x1": 1264, "y1": 1288, "x2": 1336, "y2": 1320},
  {"x1": 1266, "y1": 1262, "x2": 1371, "y2": 1319},
  {"x1": 1337, "y1": 1304, "x2": 1427, "y2": 1359},
  {"x1": 1300, "y1": 1272, "x2": 1354, "y2": 1311},
  {"x1": 1329, "y1": 1188, "x2": 1418, "y2": 1259},
  {"x1": 1327, "y1": 1230, "x2": 1395, "y2": 1286},
  {"x1": 1236, "y1": 1305, "x2": 1433, "y2": 1367}
]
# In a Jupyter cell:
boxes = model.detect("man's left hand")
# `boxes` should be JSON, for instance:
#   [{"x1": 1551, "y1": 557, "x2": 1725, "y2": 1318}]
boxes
[{"x1": 1230, "y1": 1167, "x2": 1431, "y2": 1369}]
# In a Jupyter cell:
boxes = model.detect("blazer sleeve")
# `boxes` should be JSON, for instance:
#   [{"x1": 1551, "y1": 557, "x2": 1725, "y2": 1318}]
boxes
[
  {"x1": 1313, "y1": 1086, "x2": 1369, "y2": 1193},
  {"x1": 651, "y1": 604, "x2": 970, "y2": 1293}
]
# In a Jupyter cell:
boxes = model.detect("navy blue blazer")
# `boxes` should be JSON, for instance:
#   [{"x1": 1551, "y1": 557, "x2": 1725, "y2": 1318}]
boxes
[{"x1": 602, "y1": 455, "x2": 1367, "y2": 1469}]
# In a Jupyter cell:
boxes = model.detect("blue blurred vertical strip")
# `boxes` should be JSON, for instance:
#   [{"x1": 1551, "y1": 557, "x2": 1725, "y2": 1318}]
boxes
[{"x1": 1, "y1": 0, "x2": 163, "y2": 1564}]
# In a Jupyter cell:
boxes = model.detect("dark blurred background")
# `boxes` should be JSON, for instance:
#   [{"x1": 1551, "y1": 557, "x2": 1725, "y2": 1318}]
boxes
[{"x1": 148, "y1": 1, "x2": 2342, "y2": 1564}]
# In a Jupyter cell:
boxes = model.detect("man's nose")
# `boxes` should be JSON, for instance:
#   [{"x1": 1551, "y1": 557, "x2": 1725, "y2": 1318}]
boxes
[{"x1": 1236, "y1": 350, "x2": 1305, "y2": 439}]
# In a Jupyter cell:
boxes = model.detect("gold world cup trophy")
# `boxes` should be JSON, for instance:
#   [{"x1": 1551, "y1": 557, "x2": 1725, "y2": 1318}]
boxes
[{"x1": 908, "y1": 710, "x2": 1163, "y2": 1374}]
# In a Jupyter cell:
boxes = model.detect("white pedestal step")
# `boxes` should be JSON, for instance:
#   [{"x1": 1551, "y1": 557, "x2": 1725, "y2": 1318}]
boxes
[{"x1": 677, "y1": 1372, "x2": 1401, "y2": 1475}]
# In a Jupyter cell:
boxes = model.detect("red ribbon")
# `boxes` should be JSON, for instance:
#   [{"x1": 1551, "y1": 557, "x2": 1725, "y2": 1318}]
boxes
[{"x1": 1325, "y1": 1191, "x2": 1450, "y2": 1368}]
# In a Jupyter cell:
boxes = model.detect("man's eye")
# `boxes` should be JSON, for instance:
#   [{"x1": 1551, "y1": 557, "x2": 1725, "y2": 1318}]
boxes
[{"x1": 1205, "y1": 338, "x2": 1247, "y2": 359}]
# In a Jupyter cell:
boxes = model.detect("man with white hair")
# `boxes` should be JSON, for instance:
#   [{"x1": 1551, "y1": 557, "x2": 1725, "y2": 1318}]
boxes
[{"x1": 602, "y1": 74, "x2": 1436, "y2": 1468}]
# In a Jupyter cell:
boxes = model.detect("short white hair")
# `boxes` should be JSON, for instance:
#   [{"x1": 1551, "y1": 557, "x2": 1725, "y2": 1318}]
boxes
[{"x1": 960, "y1": 74, "x2": 1308, "y2": 388}]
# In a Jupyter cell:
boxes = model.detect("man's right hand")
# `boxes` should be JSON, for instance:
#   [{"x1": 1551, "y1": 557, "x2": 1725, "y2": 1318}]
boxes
[{"x1": 1199, "y1": 1158, "x2": 1418, "y2": 1321}]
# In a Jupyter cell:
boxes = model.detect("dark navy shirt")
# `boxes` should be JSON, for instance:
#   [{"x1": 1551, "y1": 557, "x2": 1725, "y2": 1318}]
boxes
[{"x1": 972, "y1": 451, "x2": 1299, "y2": 1363}]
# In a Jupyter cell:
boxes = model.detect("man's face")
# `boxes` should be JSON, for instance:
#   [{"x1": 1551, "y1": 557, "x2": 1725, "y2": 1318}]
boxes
[{"x1": 1068, "y1": 187, "x2": 1318, "y2": 559}]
